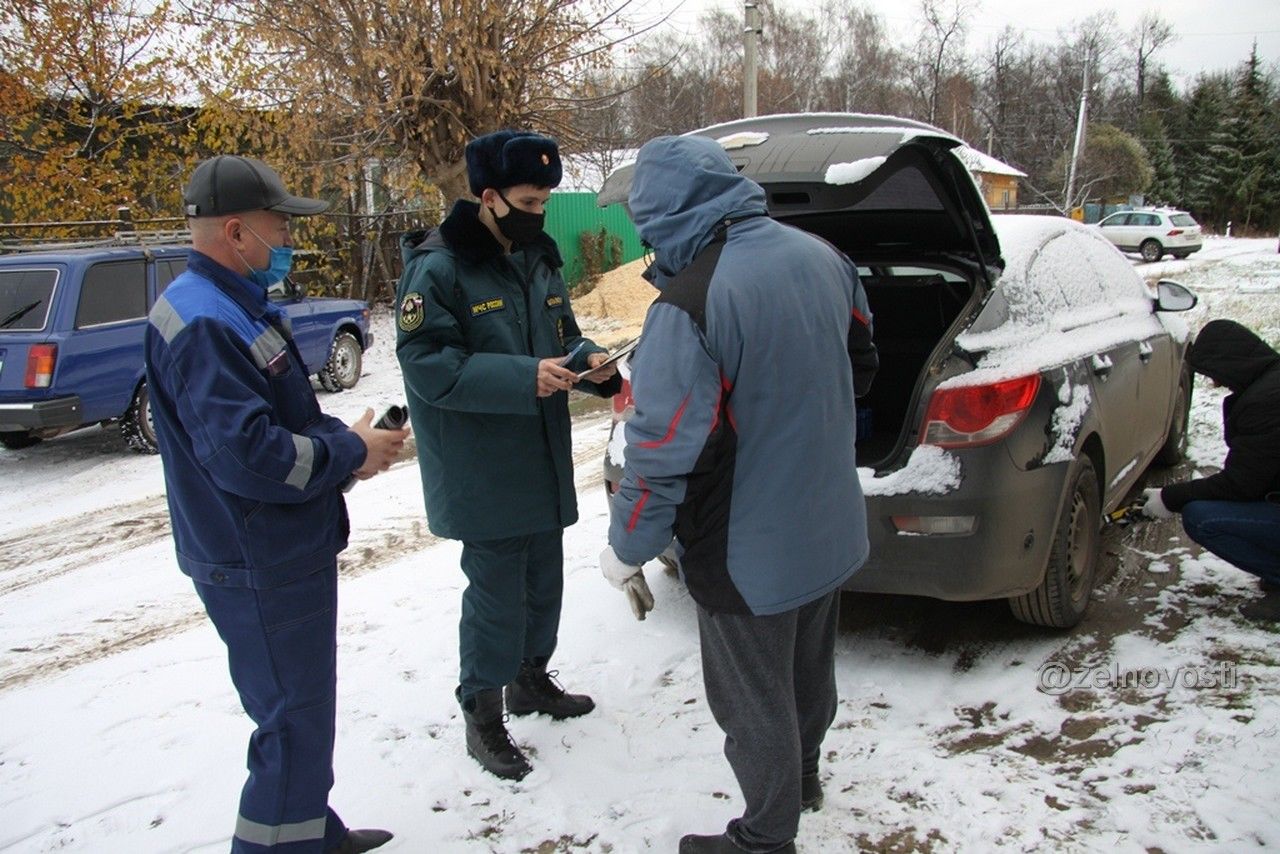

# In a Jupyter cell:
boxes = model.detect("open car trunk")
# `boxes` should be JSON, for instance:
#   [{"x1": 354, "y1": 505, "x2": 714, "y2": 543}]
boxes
[
  {"x1": 782, "y1": 218, "x2": 981, "y2": 466},
  {"x1": 598, "y1": 113, "x2": 1003, "y2": 470}
]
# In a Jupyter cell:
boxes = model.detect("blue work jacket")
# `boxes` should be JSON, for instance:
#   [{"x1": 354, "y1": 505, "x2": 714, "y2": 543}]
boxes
[{"x1": 145, "y1": 252, "x2": 367, "y2": 588}]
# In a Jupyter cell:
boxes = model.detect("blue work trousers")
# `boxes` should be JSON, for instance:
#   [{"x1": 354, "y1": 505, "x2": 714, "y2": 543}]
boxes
[
  {"x1": 458, "y1": 530, "x2": 563, "y2": 702},
  {"x1": 1181, "y1": 500, "x2": 1280, "y2": 584},
  {"x1": 194, "y1": 562, "x2": 347, "y2": 853}
]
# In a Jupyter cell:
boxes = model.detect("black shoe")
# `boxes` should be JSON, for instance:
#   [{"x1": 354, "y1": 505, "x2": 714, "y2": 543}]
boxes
[
  {"x1": 677, "y1": 833, "x2": 796, "y2": 854},
  {"x1": 504, "y1": 660, "x2": 595, "y2": 719},
  {"x1": 461, "y1": 688, "x2": 532, "y2": 780},
  {"x1": 1240, "y1": 590, "x2": 1280, "y2": 623},
  {"x1": 327, "y1": 829, "x2": 393, "y2": 854},
  {"x1": 800, "y1": 772, "x2": 823, "y2": 812}
]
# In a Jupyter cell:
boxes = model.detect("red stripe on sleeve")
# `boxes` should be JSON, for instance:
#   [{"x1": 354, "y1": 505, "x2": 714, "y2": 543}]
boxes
[
  {"x1": 637, "y1": 395, "x2": 691, "y2": 449},
  {"x1": 627, "y1": 479, "x2": 650, "y2": 532}
]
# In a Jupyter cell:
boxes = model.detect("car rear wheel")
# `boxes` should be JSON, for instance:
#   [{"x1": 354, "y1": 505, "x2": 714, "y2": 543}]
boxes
[
  {"x1": 0, "y1": 430, "x2": 41, "y2": 450},
  {"x1": 1155, "y1": 370, "x2": 1192, "y2": 466},
  {"x1": 319, "y1": 332, "x2": 362, "y2": 392},
  {"x1": 121, "y1": 381, "x2": 159, "y2": 454},
  {"x1": 1008, "y1": 456, "x2": 1101, "y2": 628},
  {"x1": 1140, "y1": 239, "x2": 1164, "y2": 263}
]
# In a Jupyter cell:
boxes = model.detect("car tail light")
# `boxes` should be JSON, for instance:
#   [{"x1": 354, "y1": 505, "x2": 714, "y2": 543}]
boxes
[
  {"x1": 1167, "y1": 228, "x2": 1183, "y2": 236},
  {"x1": 25, "y1": 343, "x2": 57, "y2": 388},
  {"x1": 920, "y1": 374, "x2": 1041, "y2": 448},
  {"x1": 612, "y1": 378, "x2": 633, "y2": 418}
]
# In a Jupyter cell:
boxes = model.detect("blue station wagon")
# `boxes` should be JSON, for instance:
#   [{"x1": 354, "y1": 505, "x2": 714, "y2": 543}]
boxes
[{"x1": 0, "y1": 243, "x2": 372, "y2": 453}]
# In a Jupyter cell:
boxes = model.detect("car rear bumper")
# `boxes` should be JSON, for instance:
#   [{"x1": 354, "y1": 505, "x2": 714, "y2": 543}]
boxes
[
  {"x1": 0, "y1": 396, "x2": 83, "y2": 431},
  {"x1": 845, "y1": 451, "x2": 1071, "y2": 601}
]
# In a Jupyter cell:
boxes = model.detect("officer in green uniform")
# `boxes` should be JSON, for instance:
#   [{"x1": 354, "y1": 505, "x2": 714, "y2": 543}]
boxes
[{"x1": 396, "y1": 130, "x2": 621, "y2": 780}]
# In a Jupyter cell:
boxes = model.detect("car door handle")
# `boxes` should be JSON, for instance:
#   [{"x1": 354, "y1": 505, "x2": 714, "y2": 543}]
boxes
[
  {"x1": 1138, "y1": 341, "x2": 1154, "y2": 363},
  {"x1": 1091, "y1": 354, "x2": 1113, "y2": 377}
]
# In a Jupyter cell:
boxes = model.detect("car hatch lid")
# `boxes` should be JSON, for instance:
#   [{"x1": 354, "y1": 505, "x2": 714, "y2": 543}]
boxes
[{"x1": 599, "y1": 112, "x2": 1002, "y2": 272}]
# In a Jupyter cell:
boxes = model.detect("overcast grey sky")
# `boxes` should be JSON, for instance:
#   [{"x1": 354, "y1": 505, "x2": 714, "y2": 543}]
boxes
[{"x1": 637, "y1": 0, "x2": 1279, "y2": 86}]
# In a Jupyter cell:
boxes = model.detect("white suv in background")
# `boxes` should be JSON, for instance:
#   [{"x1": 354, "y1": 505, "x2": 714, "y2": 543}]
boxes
[{"x1": 1095, "y1": 208, "x2": 1203, "y2": 262}]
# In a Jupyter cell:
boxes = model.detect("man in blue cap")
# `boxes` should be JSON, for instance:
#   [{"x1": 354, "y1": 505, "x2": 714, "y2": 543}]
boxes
[
  {"x1": 147, "y1": 155, "x2": 407, "y2": 853},
  {"x1": 396, "y1": 130, "x2": 621, "y2": 780}
]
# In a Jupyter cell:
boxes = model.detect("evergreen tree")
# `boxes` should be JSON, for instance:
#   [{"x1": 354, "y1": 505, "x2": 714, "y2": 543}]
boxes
[
  {"x1": 1181, "y1": 73, "x2": 1234, "y2": 230},
  {"x1": 1138, "y1": 109, "x2": 1178, "y2": 206},
  {"x1": 1226, "y1": 45, "x2": 1280, "y2": 231}
]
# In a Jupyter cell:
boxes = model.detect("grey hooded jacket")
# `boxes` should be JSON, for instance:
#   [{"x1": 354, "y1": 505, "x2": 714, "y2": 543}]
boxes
[{"x1": 607, "y1": 135, "x2": 878, "y2": 615}]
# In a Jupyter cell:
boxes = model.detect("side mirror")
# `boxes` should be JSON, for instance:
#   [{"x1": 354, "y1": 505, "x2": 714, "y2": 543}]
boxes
[{"x1": 1155, "y1": 280, "x2": 1197, "y2": 312}]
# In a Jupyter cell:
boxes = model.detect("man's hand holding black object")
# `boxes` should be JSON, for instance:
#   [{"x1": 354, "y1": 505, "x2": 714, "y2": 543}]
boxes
[
  {"x1": 537, "y1": 358, "x2": 579, "y2": 397},
  {"x1": 351, "y1": 408, "x2": 410, "y2": 479},
  {"x1": 581, "y1": 351, "x2": 619, "y2": 383},
  {"x1": 600, "y1": 546, "x2": 656, "y2": 620}
]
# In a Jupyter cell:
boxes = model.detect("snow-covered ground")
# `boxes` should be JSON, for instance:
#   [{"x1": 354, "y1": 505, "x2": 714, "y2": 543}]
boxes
[{"x1": 1, "y1": 238, "x2": 1278, "y2": 853}]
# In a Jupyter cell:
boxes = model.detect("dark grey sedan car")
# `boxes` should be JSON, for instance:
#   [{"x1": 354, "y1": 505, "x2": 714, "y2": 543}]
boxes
[{"x1": 600, "y1": 113, "x2": 1198, "y2": 628}]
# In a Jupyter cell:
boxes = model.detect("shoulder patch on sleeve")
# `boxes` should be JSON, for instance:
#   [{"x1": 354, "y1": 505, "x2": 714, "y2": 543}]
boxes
[
  {"x1": 545, "y1": 294, "x2": 564, "y2": 308},
  {"x1": 399, "y1": 292, "x2": 425, "y2": 332}
]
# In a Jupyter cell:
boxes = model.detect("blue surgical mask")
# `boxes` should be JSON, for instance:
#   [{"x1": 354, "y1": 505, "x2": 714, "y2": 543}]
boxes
[{"x1": 237, "y1": 223, "x2": 293, "y2": 288}]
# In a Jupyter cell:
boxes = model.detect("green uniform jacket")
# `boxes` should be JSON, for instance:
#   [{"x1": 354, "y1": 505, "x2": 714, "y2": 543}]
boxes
[{"x1": 396, "y1": 200, "x2": 622, "y2": 541}]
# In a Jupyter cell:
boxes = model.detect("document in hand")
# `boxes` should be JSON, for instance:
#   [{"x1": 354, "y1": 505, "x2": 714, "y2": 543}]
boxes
[{"x1": 576, "y1": 337, "x2": 640, "y2": 379}]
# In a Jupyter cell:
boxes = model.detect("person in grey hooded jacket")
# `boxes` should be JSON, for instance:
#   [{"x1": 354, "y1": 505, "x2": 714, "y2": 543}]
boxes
[{"x1": 599, "y1": 135, "x2": 877, "y2": 854}]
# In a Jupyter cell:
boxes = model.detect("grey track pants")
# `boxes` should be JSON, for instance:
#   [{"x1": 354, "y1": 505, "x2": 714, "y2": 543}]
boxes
[{"x1": 696, "y1": 589, "x2": 841, "y2": 852}]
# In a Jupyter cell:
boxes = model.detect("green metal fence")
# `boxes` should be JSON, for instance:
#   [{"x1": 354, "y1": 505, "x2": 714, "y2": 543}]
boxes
[{"x1": 544, "y1": 192, "x2": 643, "y2": 288}]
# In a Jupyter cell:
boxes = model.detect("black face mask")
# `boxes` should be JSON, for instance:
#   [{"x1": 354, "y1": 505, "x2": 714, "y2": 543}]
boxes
[{"x1": 492, "y1": 190, "x2": 545, "y2": 246}]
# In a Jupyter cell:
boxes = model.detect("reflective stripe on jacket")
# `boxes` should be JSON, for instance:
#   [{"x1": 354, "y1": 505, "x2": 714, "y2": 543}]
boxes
[{"x1": 146, "y1": 251, "x2": 366, "y2": 588}]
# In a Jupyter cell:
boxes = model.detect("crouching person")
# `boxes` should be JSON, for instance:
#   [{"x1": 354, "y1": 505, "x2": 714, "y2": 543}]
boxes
[
  {"x1": 1141, "y1": 319, "x2": 1280, "y2": 620},
  {"x1": 395, "y1": 130, "x2": 621, "y2": 780},
  {"x1": 600, "y1": 136, "x2": 878, "y2": 853}
]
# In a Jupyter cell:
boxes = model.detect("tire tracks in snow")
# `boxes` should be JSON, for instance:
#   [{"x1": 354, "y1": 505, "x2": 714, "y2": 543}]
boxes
[
  {"x1": 0, "y1": 495, "x2": 172, "y2": 596},
  {"x1": 0, "y1": 424, "x2": 610, "y2": 693}
]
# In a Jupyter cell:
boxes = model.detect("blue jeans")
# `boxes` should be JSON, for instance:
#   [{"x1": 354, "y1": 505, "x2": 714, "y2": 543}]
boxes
[{"x1": 1181, "y1": 500, "x2": 1280, "y2": 585}]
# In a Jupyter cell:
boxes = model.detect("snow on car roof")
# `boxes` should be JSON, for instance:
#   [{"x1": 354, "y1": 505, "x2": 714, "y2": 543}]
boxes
[{"x1": 943, "y1": 215, "x2": 1179, "y2": 389}]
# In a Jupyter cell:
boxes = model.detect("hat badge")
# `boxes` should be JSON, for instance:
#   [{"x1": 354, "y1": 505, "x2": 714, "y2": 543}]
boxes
[{"x1": 541, "y1": 153, "x2": 550, "y2": 165}]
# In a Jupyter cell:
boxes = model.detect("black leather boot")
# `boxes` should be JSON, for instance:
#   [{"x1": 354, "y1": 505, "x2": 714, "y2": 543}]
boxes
[
  {"x1": 678, "y1": 833, "x2": 796, "y2": 853},
  {"x1": 800, "y1": 772, "x2": 823, "y2": 812},
  {"x1": 504, "y1": 660, "x2": 595, "y2": 719},
  {"x1": 1240, "y1": 590, "x2": 1280, "y2": 622},
  {"x1": 461, "y1": 688, "x2": 531, "y2": 780},
  {"x1": 327, "y1": 829, "x2": 393, "y2": 853}
]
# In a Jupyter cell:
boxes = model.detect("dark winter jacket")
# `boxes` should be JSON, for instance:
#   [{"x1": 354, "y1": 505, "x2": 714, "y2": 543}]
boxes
[
  {"x1": 1162, "y1": 319, "x2": 1280, "y2": 510},
  {"x1": 607, "y1": 135, "x2": 879, "y2": 616},
  {"x1": 396, "y1": 200, "x2": 620, "y2": 541},
  {"x1": 146, "y1": 251, "x2": 367, "y2": 588}
]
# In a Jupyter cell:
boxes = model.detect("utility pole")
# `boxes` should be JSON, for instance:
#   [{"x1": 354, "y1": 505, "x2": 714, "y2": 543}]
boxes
[
  {"x1": 743, "y1": 1, "x2": 761, "y2": 118},
  {"x1": 1065, "y1": 47, "x2": 1091, "y2": 215}
]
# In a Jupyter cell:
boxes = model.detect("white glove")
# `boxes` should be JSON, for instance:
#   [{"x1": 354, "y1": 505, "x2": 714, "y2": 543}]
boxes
[
  {"x1": 600, "y1": 545, "x2": 641, "y2": 589},
  {"x1": 600, "y1": 546, "x2": 655, "y2": 620},
  {"x1": 1141, "y1": 487, "x2": 1173, "y2": 519},
  {"x1": 622, "y1": 573, "x2": 655, "y2": 620}
]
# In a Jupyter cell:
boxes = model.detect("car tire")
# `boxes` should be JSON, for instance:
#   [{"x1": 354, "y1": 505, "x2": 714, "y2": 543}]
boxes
[
  {"x1": 121, "y1": 381, "x2": 159, "y2": 454},
  {"x1": 1154, "y1": 370, "x2": 1193, "y2": 466},
  {"x1": 0, "y1": 430, "x2": 41, "y2": 450},
  {"x1": 319, "y1": 331, "x2": 362, "y2": 392},
  {"x1": 1140, "y1": 239, "x2": 1163, "y2": 263},
  {"x1": 1008, "y1": 456, "x2": 1101, "y2": 628},
  {"x1": 1171, "y1": 252, "x2": 1190, "y2": 260}
]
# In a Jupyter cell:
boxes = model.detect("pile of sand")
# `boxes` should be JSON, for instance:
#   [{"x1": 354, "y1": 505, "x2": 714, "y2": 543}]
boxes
[{"x1": 572, "y1": 257, "x2": 655, "y2": 347}]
